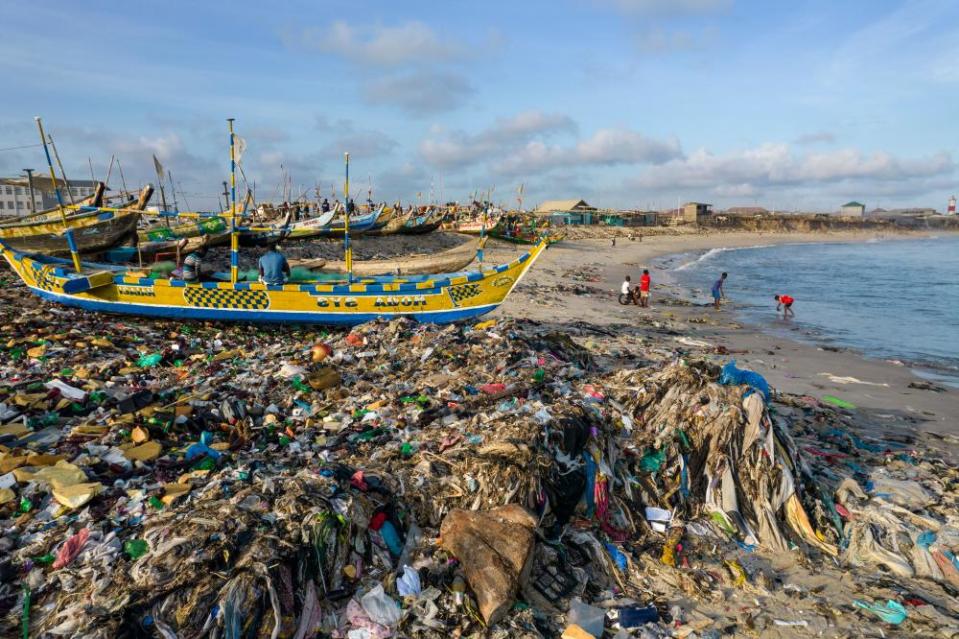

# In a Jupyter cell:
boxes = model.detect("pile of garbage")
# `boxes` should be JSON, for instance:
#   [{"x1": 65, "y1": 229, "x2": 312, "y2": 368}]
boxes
[{"x1": 1, "y1": 291, "x2": 958, "y2": 637}]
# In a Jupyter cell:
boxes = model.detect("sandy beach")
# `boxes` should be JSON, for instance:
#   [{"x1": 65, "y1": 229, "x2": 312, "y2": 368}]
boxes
[{"x1": 489, "y1": 230, "x2": 959, "y2": 453}]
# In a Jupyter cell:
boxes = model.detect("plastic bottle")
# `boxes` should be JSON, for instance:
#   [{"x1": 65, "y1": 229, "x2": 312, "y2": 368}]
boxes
[
  {"x1": 451, "y1": 574, "x2": 466, "y2": 606},
  {"x1": 379, "y1": 521, "x2": 403, "y2": 556}
]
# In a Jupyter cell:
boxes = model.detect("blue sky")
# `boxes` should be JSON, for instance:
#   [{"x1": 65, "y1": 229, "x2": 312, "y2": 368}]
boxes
[{"x1": 0, "y1": 0, "x2": 956, "y2": 211}]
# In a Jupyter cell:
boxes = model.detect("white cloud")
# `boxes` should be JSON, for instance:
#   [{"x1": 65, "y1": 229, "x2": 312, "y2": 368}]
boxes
[
  {"x1": 420, "y1": 112, "x2": 679, "y2": 176},
  {"x1": 629, "y1": 143, "x2": 955, "y2": 198},
  {"x1": 489, "y1": 128, "x2": 682, "y2": 175},
  {"x1": 577, "y1": 129, "x2": 681, "y2": 164},
  {"x1": 419, "y1": 111, "x2": 578, "y2": 168},
  {"x1": 283, "y1": 21, "x2": 459, "y2": 67},
  {"x1": 363, "y1": 70, "x2": 474, "y2": 116}
]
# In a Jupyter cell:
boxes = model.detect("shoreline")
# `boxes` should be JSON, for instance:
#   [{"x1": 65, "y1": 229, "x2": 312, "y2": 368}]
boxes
[
  {"x1": 650, "y1": 235, "x2": 959, "y2": 389},
  {"x1": 491, "y1": 228, "x2": 959, "y2": 442}
]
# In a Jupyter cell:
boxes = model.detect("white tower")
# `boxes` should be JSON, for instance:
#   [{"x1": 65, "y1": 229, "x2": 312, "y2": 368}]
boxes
[{"x1": 949, "y1": 195, "x2": 957, "y2": 215}]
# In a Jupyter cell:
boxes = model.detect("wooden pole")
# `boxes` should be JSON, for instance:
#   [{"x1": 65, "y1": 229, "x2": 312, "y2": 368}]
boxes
[
  {"x1": 48, "y1": 134, "x2": 75, "y2": 205},
  {"x1": 116, "y1": 158, "x2": 129, "y2": 198},
  {"x1": 228, "y1": 118, "x2": 239, "y2": 284},
  {"x1": 344, "y1": 152, "x2": 352, "y2": 282},
  {"x1": 35, "y1": 117, "x2": 81, "y2": 272}
]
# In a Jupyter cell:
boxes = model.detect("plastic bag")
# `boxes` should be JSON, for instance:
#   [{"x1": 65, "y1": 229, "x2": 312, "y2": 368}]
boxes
[
  {"x1": 853, "y1": 599, "x2": 907, "y2": 625},
  {"x1": 360, "y1": 584, "x2": 402, "y2": 628},
  {"x1": 568, "y1": 597, "x2": 605, "y2": 638},
  {"x1": 396, "y1": 566, "x2": 422, "y2": 597},
  {"x1": 719, "y1": 360, "x2": 770, "y2": 401}
]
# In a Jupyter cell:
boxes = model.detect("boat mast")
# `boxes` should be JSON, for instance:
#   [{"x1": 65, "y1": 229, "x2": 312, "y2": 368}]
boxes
[
  {"x1": 228, "y1": 118, "x2": 239, "y2": 284},
  {"x1": 344, "y1": 152, "x2": 353, "y2": 282},
  {"x1": 48, "y1": 133, "x2": 75, "y2": 205},
  {"x1": 34, "y1": 117, "x2": 81, "y2": 272}
]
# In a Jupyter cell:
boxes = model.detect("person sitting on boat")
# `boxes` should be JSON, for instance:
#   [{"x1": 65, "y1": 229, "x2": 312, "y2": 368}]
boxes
[
  {"x1": 321, "y1": 198, "x2": 330, "y2": 213},
  {"x1": 181, "y1": 246, "x2": 208, "y2": 283},
  {"x1": 258, "y1": 242, "x2": 290, "y2": 286}
]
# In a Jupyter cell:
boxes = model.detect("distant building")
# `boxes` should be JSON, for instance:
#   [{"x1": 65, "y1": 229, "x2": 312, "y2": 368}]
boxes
[
  {"x1": 948, "y1": 195, "x2": 956, "y2": 216},
  {"x1": 601, "y1": 210, "x2": 658, "y2": 227},
  {"x1": 682, "y1": 202, "x2": 712, "y2": 223},
  {"x1": 725, "y1": 206, "x2": 769, "y2": 216},
  {"x1": 867, "y1": 207, "x2": 938, "y2": 219},
  {"x1": 839, "y1": 201, "x2": 865, "y2": 217},
  {"x1": 0, "y1": 176, "x2": 100, "y2": 216},
  {"x1": 534, "y1": 199, "x2": 597, "y2": 225},
  {"x1": 0, "y1": 178, "x2": 44, "y2": 216}
]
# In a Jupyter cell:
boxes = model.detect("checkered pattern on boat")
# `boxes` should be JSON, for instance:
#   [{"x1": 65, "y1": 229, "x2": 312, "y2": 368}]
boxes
[
  {"x1": 31, "y1": 264, "x2": 57, "y2": 292},
  {"x1": 447, "y1": 283, "x2": 481, "y2": 307},
  {"x1": 183, "y1": 287, "x2": 270, "y2": 309}
]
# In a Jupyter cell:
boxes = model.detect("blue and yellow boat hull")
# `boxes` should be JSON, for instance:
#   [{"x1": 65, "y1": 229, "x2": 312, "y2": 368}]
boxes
[{"x1": 1, "y1": 239, "x2": 546, "y2": 326}]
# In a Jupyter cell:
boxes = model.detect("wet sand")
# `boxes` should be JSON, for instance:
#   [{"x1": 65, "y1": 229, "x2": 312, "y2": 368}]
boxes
[{"x1": 489, "y1": 230, "x2": 959, "y2": 453}]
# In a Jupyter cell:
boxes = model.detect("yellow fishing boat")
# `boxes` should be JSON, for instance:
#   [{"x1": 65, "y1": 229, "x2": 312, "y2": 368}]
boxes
[
  {"x1": 0, "y1": 238, "x2": 546, "y2": 326},
  {"x1": 0, "y1": 207, "x2": 141, "y2": 255}
]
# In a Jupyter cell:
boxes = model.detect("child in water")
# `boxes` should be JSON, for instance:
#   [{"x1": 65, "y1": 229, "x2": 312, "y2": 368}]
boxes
[{"x1": 775, "y1": 294, "x2": 795, "y2": 319}]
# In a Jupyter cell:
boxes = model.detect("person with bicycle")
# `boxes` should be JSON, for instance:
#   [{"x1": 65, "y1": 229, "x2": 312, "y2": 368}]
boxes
[{"x1": 620, "y1": 275, "x2": 640, "y2": 305}]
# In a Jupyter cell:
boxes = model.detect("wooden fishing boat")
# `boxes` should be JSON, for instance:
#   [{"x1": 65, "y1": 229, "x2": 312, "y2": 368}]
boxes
[
  {"x1": 240, "y1": 207, "x2": 383, "y2": 245},
  {"x1": 0, "y1": 237, "x2": 546, "y2": 326},
  {"x1": 291, "y1": 236, "x2": 489, "y2": 276},
  {"x1": 491, "y1": 229, "x2": 565, "y2": 245},
  {"x1": 399, "y1": 209, "x2": 445, "y2": 235},
  {"x1": 0, "y1": 207, "x2": 142, "y2": 255},
  {"x1": 367, "y1": 206, "x2": 394, "y2": 232},
  {"x1": 449, "y1": 219, "x2": 496, "y2": 234},
  {"x1": 368, "y1": 208, "x2": 410, "y2": 235}
]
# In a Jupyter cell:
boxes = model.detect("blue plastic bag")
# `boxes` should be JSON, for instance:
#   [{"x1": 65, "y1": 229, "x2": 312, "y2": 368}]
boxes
[
  {"x1": 719, "y1": 360, "x2": 770, "y2": 401},
  {"x1": 853, "y1": 599, "x2": 907, "y2": 625}
]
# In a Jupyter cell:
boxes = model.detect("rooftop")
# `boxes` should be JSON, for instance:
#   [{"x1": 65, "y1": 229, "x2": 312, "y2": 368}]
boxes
[{"x1": 534, "y1": 199, "x2": 595, "y2": 213}]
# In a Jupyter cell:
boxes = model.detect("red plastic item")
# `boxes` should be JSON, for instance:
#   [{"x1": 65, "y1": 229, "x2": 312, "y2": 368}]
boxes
[
  {"x1": 479, "y1": 383, "x2": 506, "y2": 395},
  {"x1": 369, "y1": 512, "x2": 387, "y2": 531}
]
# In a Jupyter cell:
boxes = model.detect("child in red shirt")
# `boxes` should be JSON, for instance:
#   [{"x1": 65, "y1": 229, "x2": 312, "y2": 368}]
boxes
[
  {"x1": 639, "y1": 269, "x2": 651, "y2": 307},
  {"x1": 775, "y1": 294, "x2": 794, "y2": 319}
]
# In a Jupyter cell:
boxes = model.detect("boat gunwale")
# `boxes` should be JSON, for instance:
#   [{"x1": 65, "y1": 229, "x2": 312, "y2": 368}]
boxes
[{"x1": 4, "y1": 240, "x2": 542, "y2": 296}]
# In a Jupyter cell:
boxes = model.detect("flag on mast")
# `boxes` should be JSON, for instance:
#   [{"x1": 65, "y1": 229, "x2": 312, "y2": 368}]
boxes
[
  {"x1": 233, "y1": 135, "x2": 247, "y2": 164},
  {"x1": 152, "y1": 155, "x2": 165, "y2": 181}
]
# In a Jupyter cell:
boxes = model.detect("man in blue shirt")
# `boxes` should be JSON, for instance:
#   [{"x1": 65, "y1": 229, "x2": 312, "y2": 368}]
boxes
[{"x1": 258, "y1": 242, "x2": 290, "y2": 285}]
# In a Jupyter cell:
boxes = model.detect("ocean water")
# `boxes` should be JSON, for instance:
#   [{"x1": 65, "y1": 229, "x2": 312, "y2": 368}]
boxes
[{"x1": 659, "y1": 235, "x2": 959, "y2": 387}]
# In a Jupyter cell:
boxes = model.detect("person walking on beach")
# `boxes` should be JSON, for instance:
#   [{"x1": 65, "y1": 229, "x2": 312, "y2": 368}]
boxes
[
  {"x1": 775, "y1": 294, "x2": 795, "y2": 319},
  {"x1": 712, "y1": 272, "x2": 727, "y2": 310},
  {"x1": 639, "y1": 269, "x2": 651, "y2": 307}
]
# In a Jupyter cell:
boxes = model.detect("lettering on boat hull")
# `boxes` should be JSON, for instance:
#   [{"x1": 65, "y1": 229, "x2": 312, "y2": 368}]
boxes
[
  {"x1": 373, "y1": 295, "x2": 427, "y2": 308},
  {"x1": 117, "y1": 285, "x2": 155, "y2": 297},
  {"x1": 316, "y1": 296, "x2": 359, "y2": 308}
]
